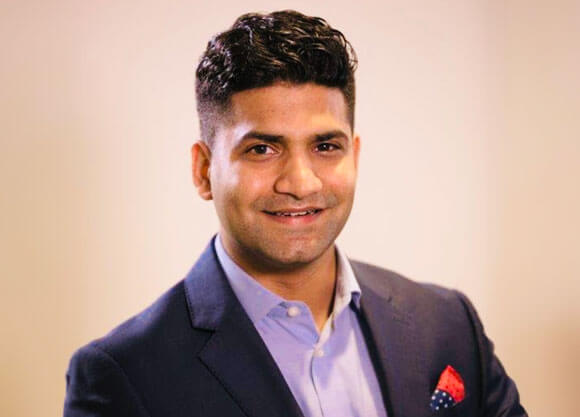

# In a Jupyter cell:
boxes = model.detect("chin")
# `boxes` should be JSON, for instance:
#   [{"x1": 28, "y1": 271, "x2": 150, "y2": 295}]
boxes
[{"x1": 260, "y1": 240, "x2": 331, "y2": 268}]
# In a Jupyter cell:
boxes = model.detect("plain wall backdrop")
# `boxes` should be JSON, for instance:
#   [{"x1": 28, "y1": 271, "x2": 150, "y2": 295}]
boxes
[{"x1": 1, "y1": 1, "x2": 579, "y2": 416}]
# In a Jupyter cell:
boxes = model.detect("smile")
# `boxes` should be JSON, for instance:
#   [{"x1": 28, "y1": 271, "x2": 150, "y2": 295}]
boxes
[
  {"x1": 262, "y1": 208, "x2": 324, "y2": 224},
  {"x1": 265, "y1": 209, "x2": 322, "y2": 217}
]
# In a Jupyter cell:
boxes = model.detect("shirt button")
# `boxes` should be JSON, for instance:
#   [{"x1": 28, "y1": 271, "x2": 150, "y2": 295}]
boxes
[
  {"x1": 313, "y1": 347, "x2": 325, "y2": 358},
  {"x1": 287, "y1": 306, "x2": 300, "y2": 317}
]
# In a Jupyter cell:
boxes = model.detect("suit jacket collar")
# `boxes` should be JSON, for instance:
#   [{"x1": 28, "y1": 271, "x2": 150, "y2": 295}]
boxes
[
  {"x1": 183, "y1": 237, "x2": 235, "y2": 330},
  {"x1": 183, "y1": 239, "x2": 422, "y2": 417},
  {"x1": 352, "y1": 261, "x2": 424, "y2": 417},
  {"x1": 183, "y1": 237, "x2": 304, "y2": 417}
]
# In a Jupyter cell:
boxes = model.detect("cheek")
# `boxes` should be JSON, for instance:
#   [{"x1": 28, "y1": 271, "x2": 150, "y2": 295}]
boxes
[
  {"x1": 210, "y1": 162, "x2": 241, "y2": 209},
  {"x1": 237, "y1": 165, "x2": 276, "y2": 196},
  {"x1": 323, "y1": 160, "x2": 358, "y2": 194},
  {"x1": 215, "y1": 165, "x2": 275, "y2": 216}
]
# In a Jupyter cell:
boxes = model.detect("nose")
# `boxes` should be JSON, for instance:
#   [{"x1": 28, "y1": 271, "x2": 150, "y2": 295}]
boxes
[{"x1": 274, "y1": 152, "x2": 323, "y2": 199}]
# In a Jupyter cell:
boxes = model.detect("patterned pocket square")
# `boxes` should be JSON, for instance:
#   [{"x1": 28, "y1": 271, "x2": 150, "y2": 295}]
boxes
[{"x1": 429, "y1": 365, "x2": 465, "y2": 411}]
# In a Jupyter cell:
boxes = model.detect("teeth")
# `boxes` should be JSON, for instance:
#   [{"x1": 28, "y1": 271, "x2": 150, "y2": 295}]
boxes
[{"x1": 274, "y1": 209, "x2": 317, "y2": 217}]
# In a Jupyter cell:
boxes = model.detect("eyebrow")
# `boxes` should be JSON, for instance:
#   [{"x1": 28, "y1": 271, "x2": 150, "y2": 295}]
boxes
[
  {"x1": 314, "y1": 130, "x2": 349, "y2": 142},
  {"x1": 238, "y1": 129, "x2": 350, "y2": 145},
  {"x1": 239, "y1": 131, "x2": 284, "y2": 144}
]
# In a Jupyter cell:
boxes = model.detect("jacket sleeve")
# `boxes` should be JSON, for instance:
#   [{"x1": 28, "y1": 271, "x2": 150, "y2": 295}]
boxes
[
  {"x1": 454, "y1": 291, "x2": 528, "y2": 417},
  {"x1": 64, "y1": 344, "x2": 150, "y2": 417}
]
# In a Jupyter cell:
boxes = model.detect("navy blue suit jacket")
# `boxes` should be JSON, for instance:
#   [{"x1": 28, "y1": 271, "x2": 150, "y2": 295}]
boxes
[{"x1": 64, "y1": 239, "x2": 527, "y2": 416}]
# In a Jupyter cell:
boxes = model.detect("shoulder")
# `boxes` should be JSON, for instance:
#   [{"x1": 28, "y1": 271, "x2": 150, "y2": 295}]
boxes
[
  {"x1": 65, "y1": 280, "x2": 199, "y2": 415},
  {"x1": 70, "y1": 279, "x2": 208, "y2": 372},
  {"x1": 350, "y1": 258, "x2": 467, "y2": 304},
  {"x1": 349, "y1": 259, "x2": 481, "y2": 334}
]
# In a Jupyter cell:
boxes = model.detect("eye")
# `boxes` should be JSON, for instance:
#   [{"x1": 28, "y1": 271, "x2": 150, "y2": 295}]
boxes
[
  {"x1": 315, "y1": 142, "x2": 340, "y2": 153},
  {"x1": 248, "y1": 144, "x2": 275, "y2": 155}
]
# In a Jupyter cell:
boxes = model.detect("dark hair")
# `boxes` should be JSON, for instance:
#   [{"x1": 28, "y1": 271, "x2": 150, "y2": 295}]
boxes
[{"x1": 195, "y1": 10, "x2": 358, "y2": 145}]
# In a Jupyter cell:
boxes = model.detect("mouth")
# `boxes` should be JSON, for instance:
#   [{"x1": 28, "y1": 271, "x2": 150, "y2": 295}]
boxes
[
  {"x1": 263, "y1": 208, "x2": 323, "y2": 217},
  {"x1": 262, "y1": 208, "x2": 324, "y2": 224}
]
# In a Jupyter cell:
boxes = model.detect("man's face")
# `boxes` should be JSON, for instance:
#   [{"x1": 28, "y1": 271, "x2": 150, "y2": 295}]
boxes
[{"x1": 194, "y1": 82, "x2": 360, "y2": 271}]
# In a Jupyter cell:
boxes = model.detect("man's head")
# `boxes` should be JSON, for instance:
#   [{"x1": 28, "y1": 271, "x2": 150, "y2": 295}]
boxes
[
  {"x1": 192, "y1": 10, "x2": 360, "y2": 274},
  {"x1": 195, "y1": 10, "x2": 357, "y2": 146}
]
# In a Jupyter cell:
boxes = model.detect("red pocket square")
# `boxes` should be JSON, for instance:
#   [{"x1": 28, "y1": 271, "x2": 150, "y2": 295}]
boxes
[{"x1": 429, "y1": 365, "x2": 465, "y2": 411}]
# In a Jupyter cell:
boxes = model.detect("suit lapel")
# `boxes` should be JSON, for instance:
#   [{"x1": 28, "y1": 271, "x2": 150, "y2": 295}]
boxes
[
  {"x1": 183, "y1": 239, "x2": 304, "y2": 417},
  {"x1": 353, "y1": 263, "x2": 425, "y2": 417}
]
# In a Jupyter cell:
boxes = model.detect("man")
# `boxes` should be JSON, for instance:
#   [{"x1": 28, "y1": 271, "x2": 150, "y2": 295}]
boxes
[{"x1": 64, "y1": 10, "x2": 527, "y2": 417}]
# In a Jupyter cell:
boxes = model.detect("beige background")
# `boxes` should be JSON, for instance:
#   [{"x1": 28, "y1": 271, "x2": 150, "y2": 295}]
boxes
[{"x1": 1, "y1": 0, "x2": 579, "y2": 416}]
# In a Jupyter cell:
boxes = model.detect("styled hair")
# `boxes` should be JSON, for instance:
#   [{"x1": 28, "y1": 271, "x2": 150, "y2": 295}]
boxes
[{"x1": 195, "y1": 10, "x2": 358, "y2": 145}]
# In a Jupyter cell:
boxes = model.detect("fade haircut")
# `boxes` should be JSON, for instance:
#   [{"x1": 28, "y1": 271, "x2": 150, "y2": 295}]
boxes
[{"x1": 195, "y1": 10, "x2": 358, "y2": 147}]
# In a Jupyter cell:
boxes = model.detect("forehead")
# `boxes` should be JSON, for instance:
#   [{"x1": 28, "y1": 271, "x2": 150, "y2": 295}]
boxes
[{"x1": 222, "y1": 83, "x2": 351, "y2": 136}]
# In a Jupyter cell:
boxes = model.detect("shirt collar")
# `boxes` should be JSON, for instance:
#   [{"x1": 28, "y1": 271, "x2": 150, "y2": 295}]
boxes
[
  {"x1": 214, "y1": 235, "x2": 283, "y2": 323},
  {"x1": 335, "y1": 242, "x2": 362, "y2": 311},
  {"x1": 214, "y1": 234, "x2": 361, "y2": 324}
]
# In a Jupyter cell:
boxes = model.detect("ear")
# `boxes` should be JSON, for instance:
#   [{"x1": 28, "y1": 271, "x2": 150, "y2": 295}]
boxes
[
  {"x1": 191, "y1": 141, "x2": 213, "y2": 200},
  {"x1": 353, "y1": 133, "x2": 361, "y2": 170}
]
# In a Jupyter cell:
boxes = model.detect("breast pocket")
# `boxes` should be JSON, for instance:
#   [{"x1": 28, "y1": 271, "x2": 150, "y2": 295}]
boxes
[{"x1": 429, "y1": 397, "x2": 472, "y2": 416}]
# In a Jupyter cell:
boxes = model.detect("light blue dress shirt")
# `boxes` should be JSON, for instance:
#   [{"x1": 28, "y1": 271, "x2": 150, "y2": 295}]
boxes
[{"x1": 215, "y1": 236, "x2": 388, "y2": 417}]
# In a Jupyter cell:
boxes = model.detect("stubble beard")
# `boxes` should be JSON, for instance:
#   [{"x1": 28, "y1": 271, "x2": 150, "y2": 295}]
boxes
[{"x1": 225, "y1": 204, "x2": 353, "y2": 274}]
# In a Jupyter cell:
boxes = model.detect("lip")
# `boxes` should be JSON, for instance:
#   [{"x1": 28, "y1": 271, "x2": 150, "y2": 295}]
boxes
[
  {"x1": 264, "y1": 207, "x2": 322, "y2": 214},
  {"x1": 262, "y1": 208, "x2": 324, "y2": 225}
]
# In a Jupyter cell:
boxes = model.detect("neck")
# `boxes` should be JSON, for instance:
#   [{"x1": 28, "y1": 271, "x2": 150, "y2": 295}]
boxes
[{"x1": 221, "y1": 236, "x2": 337, "y2": 331}]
